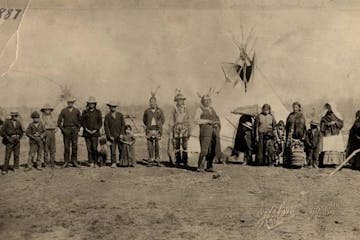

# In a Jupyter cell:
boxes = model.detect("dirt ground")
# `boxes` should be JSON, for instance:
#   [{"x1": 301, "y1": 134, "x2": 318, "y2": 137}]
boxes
[{"x1": 1, "y1": 136, "x2": 360, "y2": 240}]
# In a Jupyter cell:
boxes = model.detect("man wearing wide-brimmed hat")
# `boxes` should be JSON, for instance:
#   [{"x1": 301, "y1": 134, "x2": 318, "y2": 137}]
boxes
[
  {"x1": 1, "y1": 111, "x2": 24, "y2": 174},
  {"x1": 194, "y1": 93, "x2": 221, "y2": 172},
  {"x1": 41, "y1": 103, "x2": 57, "y2": 168},
  {"x1": 104, "y1": 101, "x2": 126, "y2": 168},
  {"x1": 169, "y1": 90, "x2": 191, "y2": 168},
  {"x1": 57, "y1": 97, "x2": 81, "y2": 168},
  {"x1": 82, "y1": 96, "x2": 102, "y2": 167}
]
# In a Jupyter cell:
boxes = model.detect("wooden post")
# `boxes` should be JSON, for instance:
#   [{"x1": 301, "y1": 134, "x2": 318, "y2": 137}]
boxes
[{"x1": 329, "y1": 148, "x2": 360, "y2": 176}]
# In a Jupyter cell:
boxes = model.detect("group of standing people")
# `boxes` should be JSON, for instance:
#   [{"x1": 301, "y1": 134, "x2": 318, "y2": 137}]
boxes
[
  {"x1": 4, "y1": 90, "x2": 359, "y2": 175},
  {"x1": 0, "y1": 90, "x2": 223, "y2": 174},
  {"x1": 234, "y1": 101, "x2": 348, "y2": 168},
  {"x1": 0, "y1": 96, "x2": 136, "y2": 175}
]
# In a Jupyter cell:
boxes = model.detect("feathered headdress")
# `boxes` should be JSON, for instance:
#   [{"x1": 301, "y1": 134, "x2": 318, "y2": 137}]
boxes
[
  {"x1": 196, "y1": 88, "x2": 215, "y2": 104},
  {"x1": 150, "y1": 85, "x2": 160, "y2": 101}
]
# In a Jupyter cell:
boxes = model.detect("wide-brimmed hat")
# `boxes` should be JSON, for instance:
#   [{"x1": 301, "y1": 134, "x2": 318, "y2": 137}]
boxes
[
  {"x1": 242, "y1": 121, "x2": 253, "y2": 130},
  {"x1": 66, "y1": 97, "x2": 76, "y2": 103},
  {"x1": 31, "y1": 111, "x2": 40, "y2": 119},
  {"x1": 41, "y1": 103, "x2": 54, "y2": 112},
  {"x1": 174, "y1": 93, "x2": 186, "y2": 102},
  {"x1": 107, "y1": 101, "x2": 118, "y2": 107},
  {"x1": 87, "y1": 96, "x2": 97, "y2": 104},
  {"x1": 10, "y1": 111, "x2": 19, "y2": 116}
]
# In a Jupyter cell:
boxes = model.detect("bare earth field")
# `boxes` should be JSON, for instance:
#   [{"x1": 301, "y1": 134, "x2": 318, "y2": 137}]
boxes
[{"x1": 1, "y1": 136, "x2": 360, "y2": 240}]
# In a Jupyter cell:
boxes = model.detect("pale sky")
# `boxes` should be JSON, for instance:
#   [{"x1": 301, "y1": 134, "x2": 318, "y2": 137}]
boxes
[{"x1": 1, "y1": 0, "x2": 360, "y2": 108}]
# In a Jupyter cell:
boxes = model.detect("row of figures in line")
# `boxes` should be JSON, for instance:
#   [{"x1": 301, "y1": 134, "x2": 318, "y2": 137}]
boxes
[
  {"x1": 2, "y1": 92, "x2": 360, "y2": 175},
  {"x1": 0, "y1": 90, "x2": 222, "y2": 174}
]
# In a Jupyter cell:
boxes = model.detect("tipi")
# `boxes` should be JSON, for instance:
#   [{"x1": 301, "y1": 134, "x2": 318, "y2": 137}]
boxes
[{"x1": 188, "y1": 65, "x2": 289, "y2": 154}]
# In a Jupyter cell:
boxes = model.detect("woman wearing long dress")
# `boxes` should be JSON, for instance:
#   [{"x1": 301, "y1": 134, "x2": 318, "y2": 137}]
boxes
[
  {"x1": 285, "y1": 102, "x2": 307, "y2": 166},
  {"x1": 320, "y1": 102, "x2": 345, "y2": 166},
  {"x1": 346, "y1": 110, "x2": 360, "y2": 170},
  {"x1": 255, "y1": 104, "x2": 278, "y2": 166}
]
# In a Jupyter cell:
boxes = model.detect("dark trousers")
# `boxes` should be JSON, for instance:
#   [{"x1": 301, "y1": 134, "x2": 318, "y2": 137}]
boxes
[
  {"x1": 174, "y1": 137, "x2": 188, "y2": 164},
  {"x1": 147, "y1": 139, "x2": 160, "y2": 161},
  {"x1": 97, "y1": 152, "x2": 107, "y2": 166},
  {"x1": 28, "y1": 142, "x2": 44, "y2": 167},
  {"x1": 306, "y1": 148, "x2": 320, "y2": 167},
  {"x1": 62, "y1": 127, "x2": 78, "y2": 164},
  {"x1": 256, "y1": 133, "x2": 276, "y2": 166},
  {"x1": 44, "y1": 130, "x2": 56, "y2": 166},
  {"x1": 85, "y1": 136, "x2": 98, "y2": 164},
  {"x1": 110, "y1": 139, "x2": 122, "y2": 164},
  {"x1": 198, "y1": 131, "x2": 220, "y2": 170},
  {"x1": 3, "y1": 142, "x2": 20, "y2": 171}
]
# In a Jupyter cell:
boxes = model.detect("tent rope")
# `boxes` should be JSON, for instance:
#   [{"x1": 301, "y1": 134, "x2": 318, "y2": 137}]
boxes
[{"x1": 255, "y1": 64, "x2": 288, "y2": 108}]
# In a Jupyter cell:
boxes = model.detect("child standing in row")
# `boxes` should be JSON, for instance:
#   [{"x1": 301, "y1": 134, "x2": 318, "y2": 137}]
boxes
[
  {"x1": 275, "y1": 120, "x2": 286, "y2": 166},
  {"x1": 119, "y1": 125, "x2": 136, "y2": 167},
  {"x1": 26, "y1": 111, "x2": 46, "y2": 170},
  {"x1": 305, "y1": 121, "x2": 321, "y2": 168},
  {"x1": 97, "y1": 136, "x2": 108, "y2": 167}
]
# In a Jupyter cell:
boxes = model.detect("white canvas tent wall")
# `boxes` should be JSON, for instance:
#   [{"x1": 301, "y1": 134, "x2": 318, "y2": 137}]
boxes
[{"x1": 188, "y1": 67, "x2": 289, "y2": 154}]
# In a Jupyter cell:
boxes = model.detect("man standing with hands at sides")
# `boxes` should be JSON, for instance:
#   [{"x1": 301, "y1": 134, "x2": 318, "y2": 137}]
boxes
[
  {"x1": 57, "y1": 97, "x2": 82, "y2": 168},
  {"x1": 194, "y1": 91, "x2": 221, "y2": 173},
  {"x1": 104, "y1": 101, "x2": 126, "y2": 168},
  {"x1": 1, "y1": 111, "x2": 24, "y2": 174},
  {"x1": 143, "y1": 91, "x2": 165, "y2": 167},
  {"x1": 169, "y1": 90, "x2": 191, "y2": 168},
  {"x1": 82, "y1": 96, "x2": 102, "y2": 168},
  {"x1": 41, "y1": 104, "x2": 57, "y2": 168}
]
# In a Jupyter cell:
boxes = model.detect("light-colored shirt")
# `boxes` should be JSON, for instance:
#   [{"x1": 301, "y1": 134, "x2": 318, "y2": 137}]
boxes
[
  {"x1": 42, "y1": 113, "x2": 57, "y2": 130},
  {"x1": 257, "y1": 114, "x2": 275, "y2": 133},
  {"x1": 151, "y1": 109, "x2": 156, "y2": 126}
]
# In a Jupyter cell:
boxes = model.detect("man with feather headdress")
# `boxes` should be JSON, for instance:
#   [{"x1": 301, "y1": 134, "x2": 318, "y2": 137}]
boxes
[{"x1": 143, "y1": 89, "x2": 165, "y2": 167}]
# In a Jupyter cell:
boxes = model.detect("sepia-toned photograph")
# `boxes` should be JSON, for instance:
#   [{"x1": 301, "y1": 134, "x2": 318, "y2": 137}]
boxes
[{"x1": 1, "y1": 0, "x2": 360, "y2": 239}]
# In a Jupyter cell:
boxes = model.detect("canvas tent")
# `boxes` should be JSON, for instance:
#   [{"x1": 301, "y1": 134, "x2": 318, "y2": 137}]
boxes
[{"x1": 188, "y1": 67, "x2": 289, "y2": 154}]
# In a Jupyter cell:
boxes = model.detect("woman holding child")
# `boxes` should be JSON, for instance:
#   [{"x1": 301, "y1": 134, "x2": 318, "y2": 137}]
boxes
[{"x1": 285, "y1": 102, "x2": 307, "y2": 166}]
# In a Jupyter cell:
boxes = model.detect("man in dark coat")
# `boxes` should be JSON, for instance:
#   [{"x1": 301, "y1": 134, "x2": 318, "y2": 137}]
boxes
[
  {"x1": 104, "y1": 101, "x2": 126, "y2": 168},
  {"x1": 57, "y1": 98, "x2": 82, "y2": 168},
  {"x1": 1, "y1": 112, "x2": 24, "y2": 174},
  {"x1": 143, "y1": 96, "x2": 165, "y2": 167},
  {"x1": 194, "y1": 94, "x2": 221, "y2": 172},
  {"x1": 82, "y1": 96, "x2": 102, "y2": 167}
]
